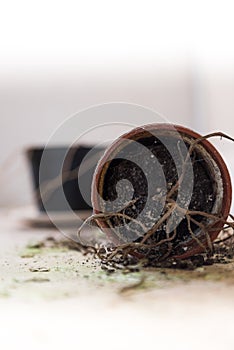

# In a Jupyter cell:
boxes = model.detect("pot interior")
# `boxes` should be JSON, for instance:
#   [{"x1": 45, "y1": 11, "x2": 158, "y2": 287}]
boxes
[{"x1": 95, "y1": 128, "x2": 225, "y2": 255}]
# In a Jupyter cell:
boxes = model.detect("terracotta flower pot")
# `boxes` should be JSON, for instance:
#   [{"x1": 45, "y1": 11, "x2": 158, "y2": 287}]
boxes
[{"x1": 91, "y1": 124, "x2": 232, "y2": 260}]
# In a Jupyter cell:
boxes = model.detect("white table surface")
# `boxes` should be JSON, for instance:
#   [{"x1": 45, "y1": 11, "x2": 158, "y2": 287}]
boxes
[{"x1": 1, "y1": 207, "x2": 234, "y2": 350}]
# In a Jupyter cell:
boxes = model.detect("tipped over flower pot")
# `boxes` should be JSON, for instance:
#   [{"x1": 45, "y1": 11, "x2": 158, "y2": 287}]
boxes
[{"x1": 91, "y1": 124, "x2": 232, "y2": 261}]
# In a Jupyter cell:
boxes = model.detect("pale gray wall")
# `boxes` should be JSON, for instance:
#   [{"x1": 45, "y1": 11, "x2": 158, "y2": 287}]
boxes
[{"x1": 1, "y1": 63, "x2": 234, "y2": 209}]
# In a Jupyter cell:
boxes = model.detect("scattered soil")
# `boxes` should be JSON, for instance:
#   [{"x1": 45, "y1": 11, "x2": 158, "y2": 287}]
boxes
[{"x1": 29, "y1": 230, "x2": 234, "y2": 274}]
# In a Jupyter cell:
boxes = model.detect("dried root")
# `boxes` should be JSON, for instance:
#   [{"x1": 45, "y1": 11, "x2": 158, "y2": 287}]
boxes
[
  {"x1": 77, "y1": 209, "x2": 234, "y2": 270},
  {"x1": 76, "y1": 131, "x2": 234, "y2": 270}
]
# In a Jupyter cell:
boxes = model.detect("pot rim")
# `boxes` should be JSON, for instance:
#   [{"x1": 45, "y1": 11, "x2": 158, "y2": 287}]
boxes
[{"x1": 91, "y1": 123, "x2": 232, "y2": 259}]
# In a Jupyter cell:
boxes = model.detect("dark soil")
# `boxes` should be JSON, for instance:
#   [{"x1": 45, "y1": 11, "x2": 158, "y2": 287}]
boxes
[{"x1": 100, "y1": 132, "x2": 215, "y2": 256}]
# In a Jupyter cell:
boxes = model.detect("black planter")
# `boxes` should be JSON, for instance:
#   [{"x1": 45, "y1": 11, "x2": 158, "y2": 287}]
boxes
[{"x1": 27, "y1": 145, "x2": 105, "y2": 213}]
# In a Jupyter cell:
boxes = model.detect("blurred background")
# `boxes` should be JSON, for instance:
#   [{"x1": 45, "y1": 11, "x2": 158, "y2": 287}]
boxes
[{"x1": 1, "y1": 0, "x2": 234, "y2": 210}]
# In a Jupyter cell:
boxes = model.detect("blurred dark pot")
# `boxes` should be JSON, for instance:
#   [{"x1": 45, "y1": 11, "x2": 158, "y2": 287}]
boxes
[{"x1": 27, "y1": 145, "x2": 105, "y2": 213}]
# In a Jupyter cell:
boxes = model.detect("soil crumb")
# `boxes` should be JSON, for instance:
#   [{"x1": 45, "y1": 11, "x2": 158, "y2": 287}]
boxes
[{"x1": 24, "y1": 230, "x2": 234, "y2": 278}]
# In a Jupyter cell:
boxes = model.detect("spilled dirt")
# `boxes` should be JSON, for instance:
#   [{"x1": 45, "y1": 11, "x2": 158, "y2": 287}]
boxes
[{"x1": 0, "y1": 233, "x2": 232, "y2": 300}]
